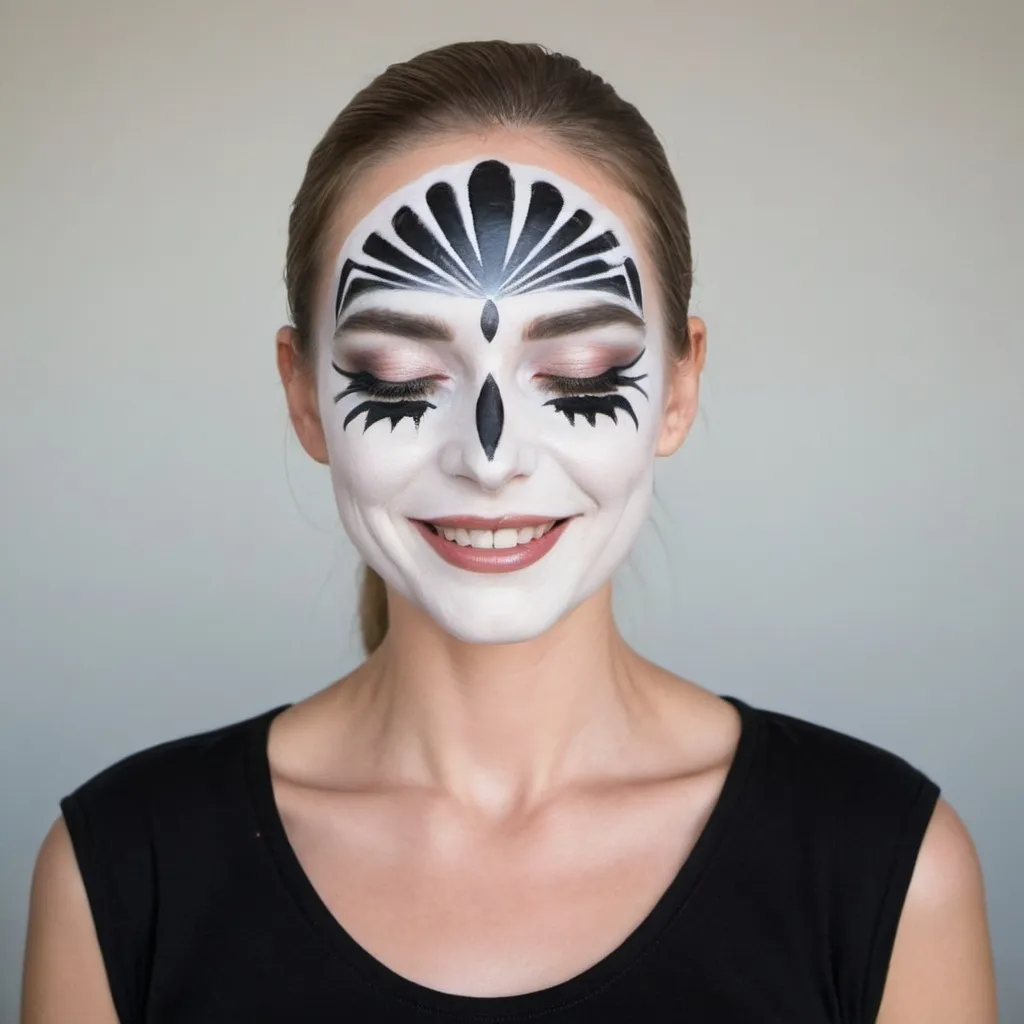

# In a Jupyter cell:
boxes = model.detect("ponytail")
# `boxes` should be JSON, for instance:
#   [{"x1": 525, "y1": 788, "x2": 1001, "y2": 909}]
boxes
[{"x1": 358, "y1": 563, "x2": 389, "y2": 654}]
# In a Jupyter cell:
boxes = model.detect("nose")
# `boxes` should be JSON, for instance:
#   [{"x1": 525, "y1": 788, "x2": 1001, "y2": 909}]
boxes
[{"x1": 439, "y1": 374, "x2": 539, "y2": 490}]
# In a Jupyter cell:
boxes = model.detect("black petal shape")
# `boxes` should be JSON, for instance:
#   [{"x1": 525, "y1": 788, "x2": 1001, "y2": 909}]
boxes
[
  {"x1": 506, "y1": 209, "x2": 593, "y2": 285},
  {"x1": 476, "y1": 374, "x2": 504, "y2": 460},
  {"x1": 503, "y1": 230, "x2": 618, "y2": 293},
  {"x1": 469, "y1": 161, "x2": 515, "y2": 294},
  {"x1": 480, "y1": 300, "x2": 499, "y2": 342},
  {"x1": 623, "y1": 257, "x2": 643, "y2": 311},
  {"x1": 500, "y1": 181, "x2": 564, "y2": 283},
  {"x1": 425, "y1": 181, "x2": 484, "y2": 283},
  {"x1": 392, "y1": 207, "x2": 478, "y2": 292}
]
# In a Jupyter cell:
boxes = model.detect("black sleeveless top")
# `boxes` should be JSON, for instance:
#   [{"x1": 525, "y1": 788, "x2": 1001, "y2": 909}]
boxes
[{"x1": 60, "y1": 696, "x2": 939, "y2": 1023}]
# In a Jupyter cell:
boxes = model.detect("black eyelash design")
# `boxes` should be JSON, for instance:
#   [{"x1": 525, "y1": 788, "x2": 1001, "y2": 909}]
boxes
[
  {"x1": 541, "y1": 350, "x2": 648, "y2": 429},
  {"x1": 544, "y1": 393, "x2": 640, "y2": 429},
  {"x1": 332, "y1": 362, "x2": 436, "y2": 432}
]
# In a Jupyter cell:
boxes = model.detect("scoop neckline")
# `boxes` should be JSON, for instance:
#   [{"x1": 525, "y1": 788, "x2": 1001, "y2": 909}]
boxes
[{"x1": 243, "y1": 693, "x2": 761, "y2": 1019}]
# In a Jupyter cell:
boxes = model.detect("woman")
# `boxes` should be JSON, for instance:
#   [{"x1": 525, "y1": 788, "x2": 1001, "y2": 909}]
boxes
[{"x1": 22, "y1": 41, "x2": 997, "y2": 1023}]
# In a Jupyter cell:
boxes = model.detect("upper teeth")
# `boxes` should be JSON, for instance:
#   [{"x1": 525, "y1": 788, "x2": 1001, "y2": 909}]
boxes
[{"x1": 435, "y1": 522, "x2": 556, "y2": 549}]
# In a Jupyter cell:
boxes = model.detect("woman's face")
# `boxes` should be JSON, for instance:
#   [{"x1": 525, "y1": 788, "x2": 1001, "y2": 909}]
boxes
[{"x1": 291, "y1": 132, "x2": 701, "y2": 644}]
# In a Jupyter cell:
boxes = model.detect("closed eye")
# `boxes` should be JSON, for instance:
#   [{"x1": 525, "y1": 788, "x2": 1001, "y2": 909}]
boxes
[
  {"x1": 536, "y1": 369, "x2": 620, "y2": 396},
  {"x1": 534, "y1": 349, "x2": 648, "y2": 399},
  {"x1": 331, "y1": 363, "x2": 443, "y2": 403},
  {"x1": 331, "y1": 362, "x2": 440, "y2": 433}
]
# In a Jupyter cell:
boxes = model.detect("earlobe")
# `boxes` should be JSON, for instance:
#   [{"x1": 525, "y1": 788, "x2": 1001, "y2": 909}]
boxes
[
  {"x1": 655, "y1": 316, "x2": 706, "y2": 457},
  {"x1": 276, "y1": 326, "x2": 330, "y2": 465}
]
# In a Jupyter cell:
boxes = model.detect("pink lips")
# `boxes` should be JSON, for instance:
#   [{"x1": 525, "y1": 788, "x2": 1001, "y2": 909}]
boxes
[{"x1": 411, "y1": 515, "x2": 572, "y2": 573}]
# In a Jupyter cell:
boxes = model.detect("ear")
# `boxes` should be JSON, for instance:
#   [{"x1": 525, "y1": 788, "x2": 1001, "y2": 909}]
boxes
[
  {"x1": 276, "y1": 326, "x2": 329, "y2": 465},
  {"x1": 656, "y1": 316, "x2": 707, "y2": 457}
]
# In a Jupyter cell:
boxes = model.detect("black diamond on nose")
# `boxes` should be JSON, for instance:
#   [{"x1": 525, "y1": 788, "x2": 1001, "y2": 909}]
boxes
[
  {"x1": 480, "y1": 300, "x2": 499, "y2": 342},
  {"x1": 476, "y1": 374, "x2": 504, "y2": 460}
]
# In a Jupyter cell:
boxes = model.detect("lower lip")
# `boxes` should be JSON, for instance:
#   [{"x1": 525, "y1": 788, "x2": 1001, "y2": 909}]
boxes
[{"x1": 411, "y1": 518, "x2": 571, "y2": 574}]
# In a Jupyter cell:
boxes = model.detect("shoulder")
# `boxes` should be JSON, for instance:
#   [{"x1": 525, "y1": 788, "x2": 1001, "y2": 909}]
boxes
[
  {"x1": 71, "y1": 707, "x2": 274, "y2": 789},
  {"x1": 57, "y1": 702, "x2": 288, "y2": 945},
  {"x1": 874, "y1": 797, "x2": 998, "y2": 1022},
  {"x1": 749, "y1": 701, "x2": 940, "y2": 823},
  {"x1": 23, "y1": 817, "x2": 120, "y2": 1023},
  {"x1": 32, "y1": 704, "x2": 287, "y2": 1023},
  {"x1": 740, "y1": 698, "x2": 996, "y2": 1021},
  {"x1": 745, "y1": 700, "x2": 942, "y2": 898},
  {"x1": 61, "y1": 703, "x2": 286, "y2": 826},
  {"x1": 904, "y1": 797, "x2": 985, "y2": 906}
]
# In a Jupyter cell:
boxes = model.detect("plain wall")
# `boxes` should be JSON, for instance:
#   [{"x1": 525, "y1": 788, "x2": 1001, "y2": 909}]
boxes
[{"x1": 2, "y1": 0, "x2": 1021, "y2": 1016}]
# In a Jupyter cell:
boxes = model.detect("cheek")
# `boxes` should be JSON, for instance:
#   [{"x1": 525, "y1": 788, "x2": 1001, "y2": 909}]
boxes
[
  {"x1": 319, "y1": 389, "x2": 439, "y2": 508},
  {"x1": 330, "y1": 427, "x2": 437, "y2": 505},
  {"x1": 537, "y1": 403, "x2": 659, "y2": 504},
  {"x1": 537, "y1": 356, "x2": 664, "y2": 496}
]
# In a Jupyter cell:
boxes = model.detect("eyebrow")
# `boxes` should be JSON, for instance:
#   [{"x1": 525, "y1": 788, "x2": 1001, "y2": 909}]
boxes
[
  {"x1": 335, "y1": 308, "x2": 454, "y2": 342},
  {"x1": 524, "y1": 303, "x2": 646, "y2": 342}
]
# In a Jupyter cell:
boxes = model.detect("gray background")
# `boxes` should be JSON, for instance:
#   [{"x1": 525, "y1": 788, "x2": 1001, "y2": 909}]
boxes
[{"x1": 2, "y1": 0, "x2": 1021, "y2": 1018}]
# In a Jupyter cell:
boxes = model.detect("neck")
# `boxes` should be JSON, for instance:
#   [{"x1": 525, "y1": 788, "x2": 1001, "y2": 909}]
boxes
[{"x1": 341, "y1": 583, "x2": 658, "y2": 815}]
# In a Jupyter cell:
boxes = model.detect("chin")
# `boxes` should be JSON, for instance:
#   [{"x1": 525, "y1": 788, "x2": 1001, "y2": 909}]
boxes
[
  {"x1": 372, "y1": 559, "x2": 588, "y2": 645},
  {"x1": 418, "y1": 586, "x2": 574, "y2": 646},
  {"x1": 433, "y1": 611, "x2": 560, "y2": 646}
]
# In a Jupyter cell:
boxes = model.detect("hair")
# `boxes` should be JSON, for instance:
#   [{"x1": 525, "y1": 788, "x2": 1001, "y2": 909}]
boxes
[{"x1": 284, "y1": 40, "x2": 693, "y2": 656}]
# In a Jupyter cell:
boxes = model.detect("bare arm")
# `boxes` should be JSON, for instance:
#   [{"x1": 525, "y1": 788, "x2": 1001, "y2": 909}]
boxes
[
  {"x1": 21, "y1": 816, "x2": 119, "y2": 1024},
  {"x1": 875, "y1": 798, "x2": 998, "y2": 1023}
]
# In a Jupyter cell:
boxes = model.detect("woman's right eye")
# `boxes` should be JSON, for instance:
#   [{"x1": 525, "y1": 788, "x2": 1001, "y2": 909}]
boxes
[
  {"x1": 330, "y1": 363, "x2": 442, "y2": 434},
  {"x1": 331, "y1": 364, "x2": 440, "y2": 402}
]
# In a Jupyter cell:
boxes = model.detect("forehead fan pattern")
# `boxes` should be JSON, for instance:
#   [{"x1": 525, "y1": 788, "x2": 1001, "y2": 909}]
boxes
[{"x1": 334, "y1": 160, "x2": 644, "y2": 342}]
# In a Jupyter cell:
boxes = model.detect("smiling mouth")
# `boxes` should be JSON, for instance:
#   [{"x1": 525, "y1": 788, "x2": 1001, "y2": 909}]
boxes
[
  {"x1": 410, "y1": 516, "x2": 574, "y2": 573},
  {"x1": 418, "y1": 518, "x2": 569, "y2": 549}
]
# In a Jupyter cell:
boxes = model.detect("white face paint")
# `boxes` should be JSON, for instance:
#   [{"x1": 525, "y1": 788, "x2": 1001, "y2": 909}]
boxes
[{"x1": 314, "y1": 158, "x2": 666, "y2": 644}]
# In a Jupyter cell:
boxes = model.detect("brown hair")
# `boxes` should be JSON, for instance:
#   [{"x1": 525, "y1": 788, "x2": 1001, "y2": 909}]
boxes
[{"x1": 284, "y1": 40, "x2": 694, "y2": 655}]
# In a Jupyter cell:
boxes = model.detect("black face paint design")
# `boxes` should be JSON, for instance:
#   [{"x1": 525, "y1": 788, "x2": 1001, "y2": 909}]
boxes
[
  {"x1": 476, "y1": 374, "x2": 504, "y2": 460},
  {"x1": 332, "y1": 364, "x2": 435, "y2": 432},
  {"x1": 332, "y1": 160, "x2": 648, "y2": 457},
  {"x1": 334, "y1": 161, "x2": 645, "y2": 347},
  {"x1": 480, "y1": 299, "x2": 499, "y2": 342},
  {"x1": 541, "y1": 349, "x2": 648, "y2": 430},
  {"x1": 543, "y1": 393, "x2": 638, "y2": 429}
]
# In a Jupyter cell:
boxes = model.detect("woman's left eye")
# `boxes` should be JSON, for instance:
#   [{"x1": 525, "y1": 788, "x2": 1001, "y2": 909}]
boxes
[
  {"x1": 534, "y1": 349, "x2": 648, "y2": 397},
  {"x1": 537, "y1": 350, "x2": 650, "y2": 430},
  {"x1": 535, "y1": 369, "x2": 619, "y2": 396}
]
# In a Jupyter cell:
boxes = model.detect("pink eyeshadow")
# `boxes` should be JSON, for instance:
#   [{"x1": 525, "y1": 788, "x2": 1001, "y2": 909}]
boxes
[
  {"x1": 345, "y1": 350, "x2": 447, "y2": 380},
  {"x1": 536, "y1": 344, "x2": 641, "y2": 377}
]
